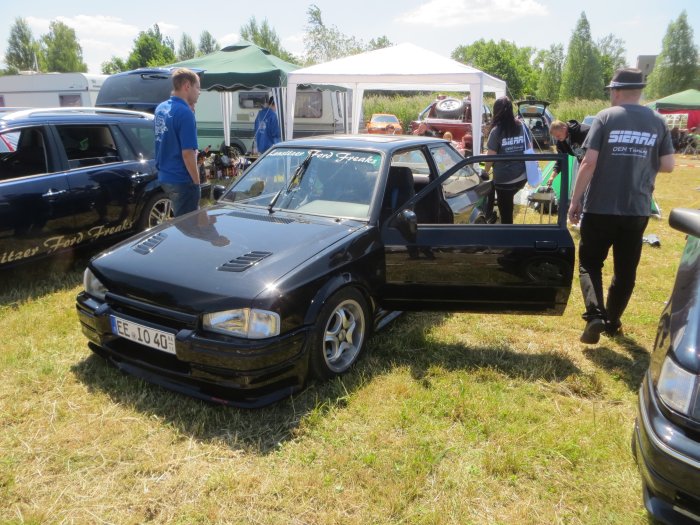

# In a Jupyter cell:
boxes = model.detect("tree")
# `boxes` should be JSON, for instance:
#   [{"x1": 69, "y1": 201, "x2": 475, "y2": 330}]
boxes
[
  {"x1": 178, "y1": 33, "x2": 196, "y2": 61},
  {"x1": 101, "y1": 56, "x2": 127, "y2": 74},
  {"x1": 303, "y1": 4, "x2": 365, "y2": 64},
  {"x1": 240, "y1": 17, "x2": 299, "y2": 63},
  {"x1": 4, "y1": 17, "x2": 40, "y2": 73},
  {"x1": 452, "y1": 39, "x2": 539, "y2": 99},
  {"x1": 126, "y1": 25, "x2": 176, "y2": 70},
  {"x1": 41, "y1": 21, "x2": 87, "y2": 72},
  {"x1": 596, "y1": 34, "x2": 627, "y2": 87},
  {"x1": 646, "y1": 11, "x2": 699, "y2": 98},
  {"x1": 560, "y1": 13, "x2": 604, "y2": 100},
  {"x1": 536, "y1": 44, "x2": 564, "y2": 102},
  {"x1": 367, "y1": 36, "x2": 393, "y2": 51},
  {"x1": 197, "y1": 31, "x2": 220, "y2": 56}
]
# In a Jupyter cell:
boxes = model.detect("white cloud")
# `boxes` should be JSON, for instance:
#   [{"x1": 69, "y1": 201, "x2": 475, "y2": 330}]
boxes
[
  {"x1": 282, "y1": 32, "x2": 305, "y2": 56},
  {"x1": 218, "y1": 32, "x2": 241, "y2": 46},
  {"x1": 396, "y1": 0, "x2": 548, "y2": 28}
]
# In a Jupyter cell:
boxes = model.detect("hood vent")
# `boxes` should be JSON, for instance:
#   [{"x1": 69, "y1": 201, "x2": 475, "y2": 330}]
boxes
[
  {"x1": 218, "y1": 251, "x2": 272, "y2": 272},
  {"x1": 226, "y1": 210, "x2": 294, "y2": 224},
  {"x1": 132, "y1": 232, "x2": 168, "y2": 254}
]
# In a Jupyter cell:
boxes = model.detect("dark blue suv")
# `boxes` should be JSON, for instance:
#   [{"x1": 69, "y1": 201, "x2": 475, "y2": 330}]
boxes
[{"x1": 0, "y1": 107, "x2": 173, "y2": 268}]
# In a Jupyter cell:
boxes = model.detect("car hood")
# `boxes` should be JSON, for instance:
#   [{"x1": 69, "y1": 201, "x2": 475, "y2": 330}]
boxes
[{"x1": 91, "y1": 204, "x2": 364, "y2": 311}]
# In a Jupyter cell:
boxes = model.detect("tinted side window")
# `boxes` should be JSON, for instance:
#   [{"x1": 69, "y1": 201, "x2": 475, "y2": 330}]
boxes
[
  {"x1": 119, "y1": 123, "x2": 155, "y2": 159},
  {"x1": 57, "y1": 125, "x2": 119, "y2": 168},
  {"x1": 0, "y1": 126, "x2": 49, "y2": 180}
]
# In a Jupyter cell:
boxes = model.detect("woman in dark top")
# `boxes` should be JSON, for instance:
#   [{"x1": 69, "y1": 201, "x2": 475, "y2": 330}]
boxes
[{"x1": 482, "y1": 96, "x2": 528, "y2": 224}]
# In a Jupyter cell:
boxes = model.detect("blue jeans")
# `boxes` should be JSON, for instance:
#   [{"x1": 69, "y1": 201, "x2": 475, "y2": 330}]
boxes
[{"x1": 161, "y1": 182, "x2": 201, "y2": 217}]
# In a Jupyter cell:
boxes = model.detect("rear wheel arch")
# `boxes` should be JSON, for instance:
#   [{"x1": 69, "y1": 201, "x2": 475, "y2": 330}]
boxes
[{"x1": 138, "y1": 191, "x2": 173, "y2": 230}]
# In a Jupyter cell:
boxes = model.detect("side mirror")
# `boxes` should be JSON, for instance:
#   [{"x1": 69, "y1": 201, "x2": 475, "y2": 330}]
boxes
[
  {"x1": 212, "y1": 185, "x2": 227, "y2": 200},
  {"x1": 395, "y1": 209, "x2": 418, "y2": 242}
]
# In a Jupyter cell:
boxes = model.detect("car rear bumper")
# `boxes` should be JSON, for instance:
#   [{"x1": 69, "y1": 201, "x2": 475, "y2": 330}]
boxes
[
  {"x1": 633, "y1": 374, "x2": 700, "y2": 524},
  {"x1": 76, "y1": 292, "x2": 309, "y2": 408}
]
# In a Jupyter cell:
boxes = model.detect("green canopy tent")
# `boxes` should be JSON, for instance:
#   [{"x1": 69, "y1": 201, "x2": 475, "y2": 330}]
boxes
[
  {"x1": 647, "y1": 89, "x2": 700, "y2": 130},
  {"x1": 170, "y1": 41, "x2": 299, "y2": 146}
]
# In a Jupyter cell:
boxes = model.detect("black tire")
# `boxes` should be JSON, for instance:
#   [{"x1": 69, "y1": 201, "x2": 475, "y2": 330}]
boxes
[
  {"x1": 434, "y1": 98, "x2": 465, "y2": 119},
  {"x1": 308, "y1": 287, "x2": 371, "y2": 380},
  {"x1": 138, "y1": 192, "x2": 173, "y2": 230}
]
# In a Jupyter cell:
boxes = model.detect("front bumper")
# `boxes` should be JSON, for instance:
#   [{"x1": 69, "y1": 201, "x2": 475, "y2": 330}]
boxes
[
  {"x1": 76, "y1": 292, "x2": 310, "y2": 408},
  {"x1": 633, "y1": 374, "x2": 700, "y2": 524}
]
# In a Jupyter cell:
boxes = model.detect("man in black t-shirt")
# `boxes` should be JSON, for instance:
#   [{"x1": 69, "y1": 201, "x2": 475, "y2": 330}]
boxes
[
  {"x1": 550, "y1": 119, "x2": 590, "y2": 181},
  {"x1": 568, "y1": 69, "x2": 675, "y2": 344}
]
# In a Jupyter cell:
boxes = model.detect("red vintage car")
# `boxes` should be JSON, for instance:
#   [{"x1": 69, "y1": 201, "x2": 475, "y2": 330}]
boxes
[{"x1": 409, "y1": 95, "x2": 492, "y2": 154}]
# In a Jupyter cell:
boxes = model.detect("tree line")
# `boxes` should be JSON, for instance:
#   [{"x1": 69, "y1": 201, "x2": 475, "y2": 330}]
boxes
[{"x1": 2, "y1": 7, "x2": 697, "y2": 101}]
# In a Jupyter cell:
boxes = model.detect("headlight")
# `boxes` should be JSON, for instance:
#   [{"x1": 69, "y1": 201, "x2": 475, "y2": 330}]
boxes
[
  {"x1": 202, "y1": 308, "x2": 280, "y2": 339},
  {"x1": 657, "y1": 356, "x2": 697, "y2": 415},
  {"x1": 83, "y1": 268, "x2": 107, "y2": 301}
]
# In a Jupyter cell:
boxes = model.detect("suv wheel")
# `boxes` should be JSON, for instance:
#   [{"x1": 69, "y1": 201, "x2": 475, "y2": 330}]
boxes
[
  {"x1": 435, "y1": 98, "x2": 465, "y2": 119},
  {"x1": 139, "y1": 193, "x2": 173, "y2": 230}
]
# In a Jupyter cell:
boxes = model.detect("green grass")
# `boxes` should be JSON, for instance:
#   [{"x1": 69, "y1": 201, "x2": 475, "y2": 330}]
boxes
[{"x1": 0, "y1": 162, "x2": 698, "y2": 524}]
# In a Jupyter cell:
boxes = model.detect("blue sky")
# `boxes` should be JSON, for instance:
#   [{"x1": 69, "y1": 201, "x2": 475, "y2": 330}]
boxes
[{"x1": 1, "y1": 0, "x2": 697, "y2": 74}]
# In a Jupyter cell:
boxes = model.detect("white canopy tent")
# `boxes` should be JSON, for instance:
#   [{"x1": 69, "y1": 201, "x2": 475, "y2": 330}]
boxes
[{"x1": 284, "y1": 43, "x2": 507, "y2": 155}]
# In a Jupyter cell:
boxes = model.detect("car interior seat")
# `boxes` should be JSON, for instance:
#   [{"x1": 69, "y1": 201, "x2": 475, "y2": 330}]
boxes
[
  {"x1": 5, "y1": 129, "x2": 47, "y2": 178},
  {"x1": 381, "y1": 166, "x2": 415, "y2": 224}
]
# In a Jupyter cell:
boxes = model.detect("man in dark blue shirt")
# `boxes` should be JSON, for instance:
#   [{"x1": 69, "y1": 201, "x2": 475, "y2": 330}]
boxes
[{"x1": 155, "y1": 68, "x2": 201, "y2": 217}]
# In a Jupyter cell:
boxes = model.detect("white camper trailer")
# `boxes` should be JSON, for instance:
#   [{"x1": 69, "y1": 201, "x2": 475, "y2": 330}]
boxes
[
  {"x1": 0, "y1": 73, "x2": 107, "y2": 108},
  {"x1": 96, "y1": 68, "x2": 344, "y2": 154}
]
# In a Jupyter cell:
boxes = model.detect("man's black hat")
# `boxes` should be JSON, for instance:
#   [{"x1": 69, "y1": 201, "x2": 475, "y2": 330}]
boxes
[{"x1": 605, "y1": 68, "x2": 646, "y2": 90}]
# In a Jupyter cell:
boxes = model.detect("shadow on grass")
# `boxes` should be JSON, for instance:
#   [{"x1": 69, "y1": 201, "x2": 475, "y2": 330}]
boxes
[
  {"x1": 0, "y1": 245, "x2": 99, "y2": 306},
  {"x1": 582, "y1": 334, "x2": 651, "y2": 392},
  {"x1": 71, "y1": 311, "x2": 583, "y2": 455}
]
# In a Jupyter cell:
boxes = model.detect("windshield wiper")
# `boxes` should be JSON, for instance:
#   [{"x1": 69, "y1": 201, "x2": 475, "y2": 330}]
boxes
[{"x1": 267, "y1": 152, "x2": 316, "y2": 214}]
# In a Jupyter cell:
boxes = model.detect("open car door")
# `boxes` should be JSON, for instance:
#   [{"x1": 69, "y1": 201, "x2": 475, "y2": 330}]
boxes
[{"x1": 379, "y1": 148, "x2": 574, "y2": 314}]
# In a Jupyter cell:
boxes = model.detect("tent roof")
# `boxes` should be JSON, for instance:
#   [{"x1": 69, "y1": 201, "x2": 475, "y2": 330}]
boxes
[
  {"x1": 287, "y1": 42, "x2": 506, "y2": 93},
  {"x1": 648, "y1": 89, "x2": 700, "y2": 110},
  {"x1": 170, "y1": 41, "x2": 299, "y2": 91}
]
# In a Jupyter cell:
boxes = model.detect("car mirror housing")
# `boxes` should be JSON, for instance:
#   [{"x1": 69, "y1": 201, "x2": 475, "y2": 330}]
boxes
[
  {"x1": 212, "y1": 185, "x2": 227, "y2": 200},
  {"x1": 395, "y1": 209, "x2": 417, "y2": 242}
]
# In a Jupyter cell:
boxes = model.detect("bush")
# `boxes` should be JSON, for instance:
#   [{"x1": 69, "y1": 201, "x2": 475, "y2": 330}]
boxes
[{"x1": 550, "y1": 98, "x2": 609, "y2": 122}]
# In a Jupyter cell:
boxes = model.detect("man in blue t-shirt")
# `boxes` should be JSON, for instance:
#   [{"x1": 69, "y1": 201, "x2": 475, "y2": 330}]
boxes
[
  {"x1": 568, "y1": 69, "x2": 675, "y2": 344},
  {"x1": 253, "y1": 97, "x2": 281, "y2": 154},
  {"x1": 154, "y1": 68, "x2": 201, "y2": 217}
]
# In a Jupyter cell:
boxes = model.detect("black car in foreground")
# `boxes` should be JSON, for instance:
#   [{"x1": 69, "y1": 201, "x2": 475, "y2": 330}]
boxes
[
  {"x1": 0, "y1": 107, "x2": 173, "y2": 268},
  {"x1": 633, "y1": 207, "x2": 700, "y2": 524},
  {"x1": 77, "y1": 135, "x2": 574, "y2": 407}
]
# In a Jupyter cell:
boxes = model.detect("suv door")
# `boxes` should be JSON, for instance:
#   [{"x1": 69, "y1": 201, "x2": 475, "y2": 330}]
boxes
[
  {"x1": 0, "y1": 125, "x2": 75, "y2": 266},
  {"x1": 379, "y1": 146, "x2": 574, "y2": 314},
  {"x1": 51, "y1": 122, "x2": 156, "y2": 242}
]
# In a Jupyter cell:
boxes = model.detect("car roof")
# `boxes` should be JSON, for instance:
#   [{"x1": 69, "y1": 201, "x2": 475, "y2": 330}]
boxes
[
  {"x1": 274, "y1": 134, "x2": 447, "y2": 152},
  {"x1": 0, "y1": 107, "x2": 154, "y2": 128}
]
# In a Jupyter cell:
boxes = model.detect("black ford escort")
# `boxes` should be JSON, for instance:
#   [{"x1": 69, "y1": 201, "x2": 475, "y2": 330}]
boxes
[{"x1": 76, "y1": 135, "x2": 574, "y2": 407}]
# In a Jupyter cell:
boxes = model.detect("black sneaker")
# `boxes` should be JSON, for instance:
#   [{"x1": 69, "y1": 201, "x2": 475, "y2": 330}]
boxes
[
  {"x1": 604, "y1": 321, "x2": 623, "y2": 338},
  {"x1": 580, "y1": 318, "x2": 605, "y2": 344}
]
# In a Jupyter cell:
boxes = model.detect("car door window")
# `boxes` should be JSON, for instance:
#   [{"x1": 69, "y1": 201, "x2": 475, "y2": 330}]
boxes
[
  {"x1": 118, "y1": 122, "x2": 155, "y2": 160},
  {"x1": 0, "y1": 127, "x2": 49, "y2": 180},
  {"x1": 56, "y1": 125, "x2": 120, "y2": 169}
]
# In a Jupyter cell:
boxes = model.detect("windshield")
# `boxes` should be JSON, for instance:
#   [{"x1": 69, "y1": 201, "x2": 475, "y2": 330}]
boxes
[
  {"x1": 222, "y1": 147, "x2": 383, "y2": 219},
  {"x1": 372, "y1": 115, "x2": 399, "y2": 123}
]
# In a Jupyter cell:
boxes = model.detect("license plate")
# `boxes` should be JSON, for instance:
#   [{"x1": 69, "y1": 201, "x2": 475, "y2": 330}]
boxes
[{"x1": 110, "y1": 316, "x2": 176, "y2": 355}]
